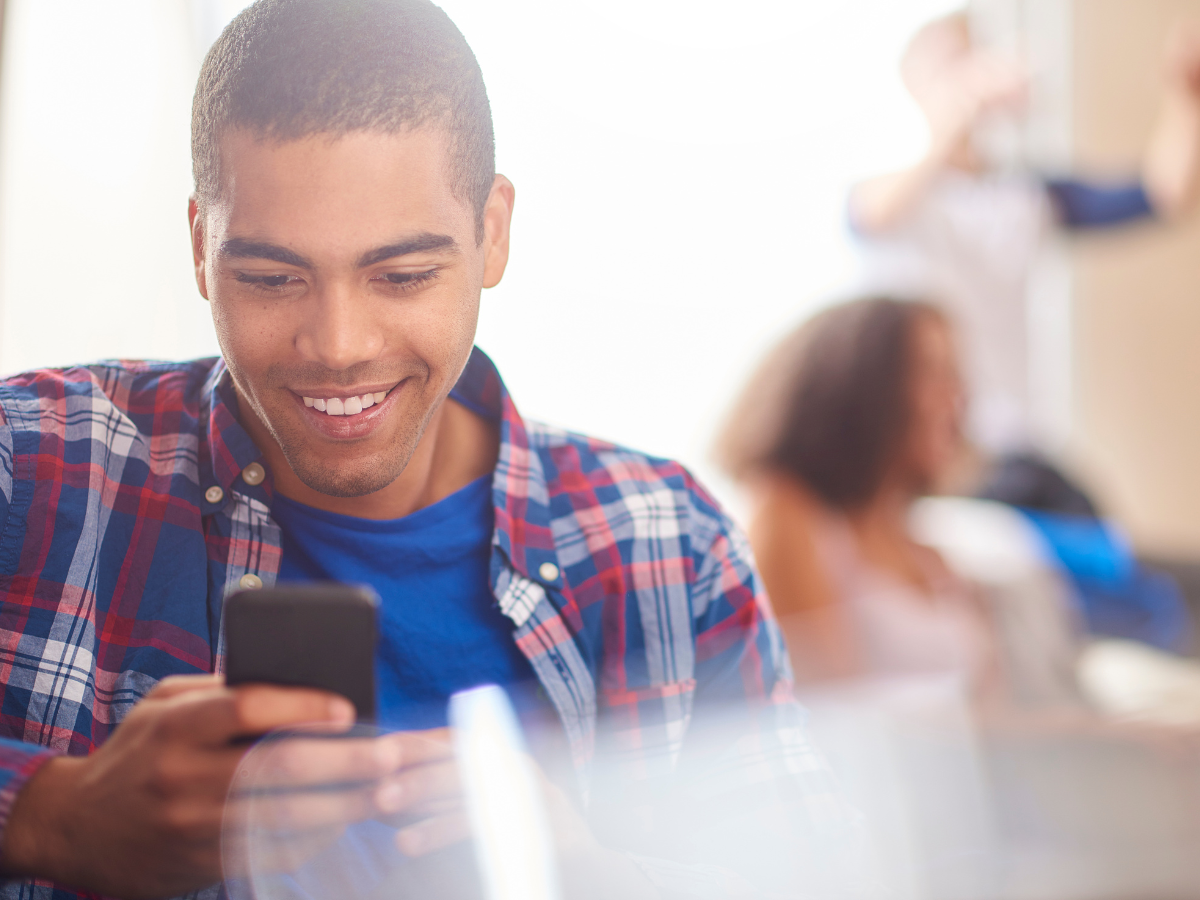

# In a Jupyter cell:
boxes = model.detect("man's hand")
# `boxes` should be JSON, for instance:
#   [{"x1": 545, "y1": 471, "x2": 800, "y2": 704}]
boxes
[
  {"x1": 235, "y1": 726, "x2": 658, "y2": 899},
  {"x1": 344, "y1": 729, "x2": 658, "y2": 900},
  {"x1": 0, "y1": 674, "x2": 404, "y2": 899}
]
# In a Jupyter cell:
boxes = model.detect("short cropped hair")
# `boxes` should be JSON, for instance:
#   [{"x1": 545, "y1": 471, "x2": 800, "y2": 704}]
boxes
[
  {"x1": 716, "y1": 298, "x2": 944, "y2": 509},
  {"x1": 191, "y1": 0, "x2": 495, "y2": 238}
]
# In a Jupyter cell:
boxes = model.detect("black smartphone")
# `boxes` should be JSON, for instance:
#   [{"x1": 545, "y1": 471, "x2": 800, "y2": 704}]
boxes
[{"x1": 224, "y1": 583, "x2": 379, "y2": 722}]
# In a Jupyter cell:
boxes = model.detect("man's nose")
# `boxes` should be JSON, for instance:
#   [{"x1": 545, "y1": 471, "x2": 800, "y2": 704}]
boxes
[{"x1": 294, "y1": 282, "x2": 384, "y2": 370}]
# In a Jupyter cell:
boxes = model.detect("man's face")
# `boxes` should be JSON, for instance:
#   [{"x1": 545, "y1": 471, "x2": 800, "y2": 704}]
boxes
[{"x1": 190, "y1": 129, "x2": 510, "y2": 498}]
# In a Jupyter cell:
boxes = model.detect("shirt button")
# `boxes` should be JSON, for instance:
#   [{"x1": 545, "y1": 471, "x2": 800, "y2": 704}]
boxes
[
  {"x1": 239, "y1": 573, "x2": 263, "y2": 591},
  {"x1": 242, "y1": 462, "x2": 266, "y2": 486},
  {"x1": 204, "y1": 485, "x2": 224, "y2": 505},
  {"x1": 538, "y1": 562, "x2": 559, "y2": 582}
]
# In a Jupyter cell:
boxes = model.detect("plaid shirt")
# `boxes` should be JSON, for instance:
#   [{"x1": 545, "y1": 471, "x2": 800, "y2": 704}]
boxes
[{"x1": 0, "y1": 348, "x2": 860, "y2": 899}]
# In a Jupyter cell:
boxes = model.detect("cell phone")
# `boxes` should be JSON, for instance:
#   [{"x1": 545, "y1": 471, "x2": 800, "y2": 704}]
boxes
[{"x1": 224, "y1": 583, "x2": 379, "y2": 722}]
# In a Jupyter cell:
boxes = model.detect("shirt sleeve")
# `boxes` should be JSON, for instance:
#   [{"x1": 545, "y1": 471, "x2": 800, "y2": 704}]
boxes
[
  {"x1": 0, "y1": 420, "x2": 61, "y2": 863},
  {"x1": 0, "y1": 737, "x2": 59, "y2": 857},
  {"x1": 1043, "y1": 177, "x2": 1156, "y2": 229},
  {"x1": 596, "y1": 486, "x2": 873, "y2": 899}
]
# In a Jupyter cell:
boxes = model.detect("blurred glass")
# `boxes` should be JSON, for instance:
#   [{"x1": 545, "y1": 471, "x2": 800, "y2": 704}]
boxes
[{"x1": 224, "y1": 686, "x2": 558, "y2": 900}]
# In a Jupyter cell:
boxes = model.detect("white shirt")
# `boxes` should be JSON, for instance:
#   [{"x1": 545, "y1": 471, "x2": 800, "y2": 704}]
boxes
[{"x1": 852, "y1": 171, "x2": 1052, "y2": 453}]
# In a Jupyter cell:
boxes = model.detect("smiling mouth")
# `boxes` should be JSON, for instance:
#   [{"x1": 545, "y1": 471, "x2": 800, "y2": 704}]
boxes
[{"x1": 301, "y1": 388, "x2": 392, "y2": 417}]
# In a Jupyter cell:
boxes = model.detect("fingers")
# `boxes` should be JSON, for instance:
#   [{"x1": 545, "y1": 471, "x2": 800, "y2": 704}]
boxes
[
  {"x1": 230, "y1": 726, "x2": 469, "y2": 864},
  {"x1": 159, "y1": 685, "x2": 355, "y2": 747},
  {"x1": 234, "y1": 731, "x2": 461, "y2": 828},
  {"x1": 395, "y1": 811, "x2": 472, "y2": 857},
  {"x1": 229, "y1": 727, "x2": 502, "y2": 862},
  {"x1": 374, "y1": 758, "x2": 460, "y2": 820},
  {"x1": 234, "y1": 686, "x2": 356, "y2": 736},
  {"x1": 234, "y1": 729, "x2": 453, "y2": 797},
  {"x1": 237, "y1": 733, "x2": 405, "y2": 792},
  {"x1": 387, "y1": 728, "x2": 453, "y2": 766},
  {"x1": 234, "y1": 779, "x2": 387, "y2": 833},
  {"x1": 222, "y1": 823, "x2": 348, "y2": 878}
]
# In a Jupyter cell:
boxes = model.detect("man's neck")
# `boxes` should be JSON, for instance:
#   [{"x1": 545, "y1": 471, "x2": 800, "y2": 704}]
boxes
[{"x1": 257, "y1": 397, "x2": 500, "y2": 521}]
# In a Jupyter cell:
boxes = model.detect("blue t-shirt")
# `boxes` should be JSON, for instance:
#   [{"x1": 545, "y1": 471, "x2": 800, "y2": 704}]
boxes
[{"x1": 272, "y1": 474, "x2": 538, "y2": 730}]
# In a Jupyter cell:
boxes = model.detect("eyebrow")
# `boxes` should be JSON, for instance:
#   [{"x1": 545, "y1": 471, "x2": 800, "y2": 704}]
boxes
[
  {"x1": 217, "y1": 232, "x2": 459, "y2": 270},
  {"x1": 219, "y1": 239, "x2": 312, "y2": 268},
  {"x1": 356, "y1": 233, "x2": 459, "y2": 267}
]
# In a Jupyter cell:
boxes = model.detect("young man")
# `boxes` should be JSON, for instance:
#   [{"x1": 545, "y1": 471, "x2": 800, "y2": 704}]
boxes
[{"x1": 0, "y1": 2, "x2": 859, "y2": 897}]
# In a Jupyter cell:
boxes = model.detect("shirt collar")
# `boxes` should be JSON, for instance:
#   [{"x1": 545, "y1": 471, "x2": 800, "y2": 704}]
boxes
[
  {"x1": 452, "y1": 348, "x2": 563, "y2": 591},
  {"x1": 199, "y1": 349, "x2": 564, "y2": 590},
  {"x1": 199, "y1": 359, "x2": 269, "y2": 511}
]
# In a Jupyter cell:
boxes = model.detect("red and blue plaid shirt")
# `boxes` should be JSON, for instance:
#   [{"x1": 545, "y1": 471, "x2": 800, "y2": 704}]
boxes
[{"x1": 0, "y1": 348, "x2": 861, "y2": 899}]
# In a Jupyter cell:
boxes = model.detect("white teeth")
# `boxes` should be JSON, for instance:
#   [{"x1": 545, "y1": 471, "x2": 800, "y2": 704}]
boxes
[{"x1": 306, "y1": 390, "x2": 388, "y2": 416}]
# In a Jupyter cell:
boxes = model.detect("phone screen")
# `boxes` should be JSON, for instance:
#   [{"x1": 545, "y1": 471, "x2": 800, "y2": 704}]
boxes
[{"x1": 224, "y1": 583, "x2": 379, "y2": 721}]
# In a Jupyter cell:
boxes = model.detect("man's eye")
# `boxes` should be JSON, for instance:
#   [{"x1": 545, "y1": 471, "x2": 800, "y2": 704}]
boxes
[
  {"x1": 235, "y1": 273, "x2": 296, "y2": 290},
  {"x1": 381, "y1": 270, "x2": 438, "y2": 288}
]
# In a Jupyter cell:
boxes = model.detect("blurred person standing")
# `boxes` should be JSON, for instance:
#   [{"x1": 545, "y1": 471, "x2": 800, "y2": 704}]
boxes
[{"x1": 850, "y1": 12, "x2": 1200, "y2": 455}]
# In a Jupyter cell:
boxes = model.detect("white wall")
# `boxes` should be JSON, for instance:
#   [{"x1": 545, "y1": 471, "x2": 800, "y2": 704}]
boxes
[
  {"x1": 0, "y1": 0, "x2": 958, "y2": 518},
  {"x1": 0, "y1": 2, "x2": 217, "y2": 369},
  {"x1": 1065, "y1": 0, "x2": 1200, "y2": 556}
]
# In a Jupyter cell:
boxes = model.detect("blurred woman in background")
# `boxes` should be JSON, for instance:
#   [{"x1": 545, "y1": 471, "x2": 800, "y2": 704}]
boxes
[
  {"x1": 717, "y1": 297, "x2": 1200, "y2": 719},
  {"x1": 718, "y1": 298, "x2": 1200, "y2": 898},
  {"x1": 715, "y1": 297, "x2": 1000, "y2": 692}
]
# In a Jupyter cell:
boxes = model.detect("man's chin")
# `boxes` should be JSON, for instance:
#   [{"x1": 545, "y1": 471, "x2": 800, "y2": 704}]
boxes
[
  {"x1": 258, "y1": 392, "x2": 434, "y2": 503},
  {"x1": 286, "y1": 455, "x2": 404, "y2": 500}
]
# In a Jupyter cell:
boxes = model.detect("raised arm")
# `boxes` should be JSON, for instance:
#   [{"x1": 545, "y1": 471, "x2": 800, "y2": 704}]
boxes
[
  {"x1": 850, "y1": 49, "x2": 1028, "y2": 234},
  {"x1": 1143, "y1": 21, "x2": 1200, "y2": 220},
  {"x1": 849, "y1": 149, "x2": 962, "y2": 236}
]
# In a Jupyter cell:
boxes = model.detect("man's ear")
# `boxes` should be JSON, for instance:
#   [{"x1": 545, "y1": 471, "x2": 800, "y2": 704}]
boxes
[
  {"x1": 481, "y1": 175, "x2": 515, "y2": 289},
  {"x1": 188, "y1": 195, "x2": 210, "y2": 301}
]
